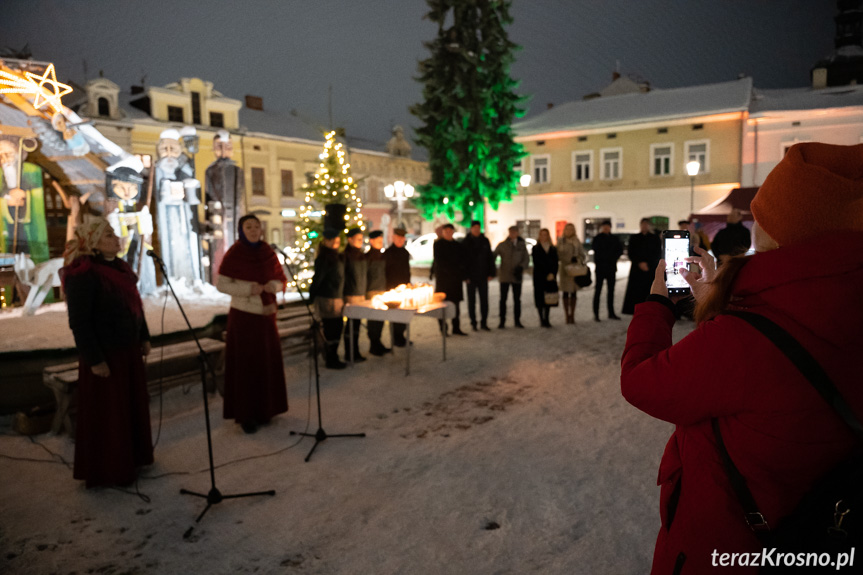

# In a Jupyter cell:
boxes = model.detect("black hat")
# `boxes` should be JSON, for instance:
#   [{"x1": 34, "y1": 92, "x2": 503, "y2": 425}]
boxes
[
  {"x1": 369, "y1": 230, "x2": 383, "y2": 239},
  {"x1": 322, "y1": 228, "x2": 339, "y2": 240},
  {"x1": 470, "y1": 220, "x2": 481, "y2": 227},
  {"x1": 393, "y1": 227, "x2": 407, "y2": 237},
  {"x1": 346, "y1": 227, "x2": 363, "y2": 237},
  {"x1": 441, "y1": 223, "x2": 455, "y2": 230}
]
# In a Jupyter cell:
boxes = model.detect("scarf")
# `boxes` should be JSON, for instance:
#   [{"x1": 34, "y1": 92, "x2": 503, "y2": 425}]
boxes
[
  {"x1": 219, "y1": 239, "x2": 287, "y2": 306},
  {"x1": 63, "y1": 215, "x2": 111, "y2": 265},
  {"x1": 60, "y1": 255, "x2": 144, "y2": 319}
]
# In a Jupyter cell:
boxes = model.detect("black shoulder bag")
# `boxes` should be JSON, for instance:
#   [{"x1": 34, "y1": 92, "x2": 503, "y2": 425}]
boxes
[{"x1": 713, "y1": 310, "x2": 863, "y2": 568}]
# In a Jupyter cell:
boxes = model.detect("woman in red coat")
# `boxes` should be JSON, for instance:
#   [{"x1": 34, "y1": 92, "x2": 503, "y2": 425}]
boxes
[
  {"x1": 621, "y1": 143, "x2": 863, "y2": 574},
  {"x1": 217, "y1": 214, "x2": 288, "y2": 434},
  {"x1": 62, "y1": 216, "x2": 153, "y2": 488}
]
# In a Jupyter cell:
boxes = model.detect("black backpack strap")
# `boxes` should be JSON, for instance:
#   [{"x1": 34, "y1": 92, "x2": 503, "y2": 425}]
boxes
[
  {"x1": 711, "y1": 418, "x2": 772, "y2": 537},
  {"x1": 724, "y1": 310, "x2": 863, "y2": 439},
  {"x1": 712, "y1": 310, "x2": 863, "y2": 537}
]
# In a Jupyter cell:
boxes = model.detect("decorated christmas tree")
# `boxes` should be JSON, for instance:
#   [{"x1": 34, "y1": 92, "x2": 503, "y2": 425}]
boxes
[
  {"x1": 411, "y1": 0, "x2": 527, "y2": 224},
  {"x1": 293, "y1": 130, "x2": 365, "y2": 290}
]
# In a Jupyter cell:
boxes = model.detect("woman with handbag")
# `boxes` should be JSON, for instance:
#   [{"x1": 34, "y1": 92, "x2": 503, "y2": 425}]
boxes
[
  {"x1": 556, "y1": 223, "x2": 587, "y2": 324},
  {"x1": 620, "y1": 143, "x2": 863, "y2": 573},
  {"x1": 531, "y1": 228, "x2": 559, "y2": 328}
]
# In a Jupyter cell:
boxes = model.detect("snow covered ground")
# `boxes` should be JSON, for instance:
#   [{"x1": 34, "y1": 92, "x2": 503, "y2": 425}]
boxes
[{"x1": 0, "y1": 262, "x2": 698, "y2": 574}]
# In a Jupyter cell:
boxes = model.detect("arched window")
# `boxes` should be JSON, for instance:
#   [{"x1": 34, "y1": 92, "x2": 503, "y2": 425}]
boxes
[{"x1": 97, "y1": 97, "x2": 110, "y2": 117}]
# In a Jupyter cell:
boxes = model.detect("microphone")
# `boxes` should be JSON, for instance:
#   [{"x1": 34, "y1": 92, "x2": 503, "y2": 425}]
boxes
[{"x1": 146, "y1": 249, "x2": 163, "y2": 261}]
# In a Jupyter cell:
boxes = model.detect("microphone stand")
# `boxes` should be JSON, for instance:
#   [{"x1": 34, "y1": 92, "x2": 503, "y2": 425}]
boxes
[
  {"x1": 147, "y1": 250, "x2": 275, "y2": 531},
  {"x1": 271, "y1": 244, "x2": 365, "y2": 462}
]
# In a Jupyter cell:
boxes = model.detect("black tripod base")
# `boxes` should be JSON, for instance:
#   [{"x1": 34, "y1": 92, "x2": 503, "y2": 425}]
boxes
[
  {"x1": 180, "y1": 486, "x2": 276, "y2": 523},
  {"x1": 290, "y1": 427, "x2": 366, "y2": 462}
]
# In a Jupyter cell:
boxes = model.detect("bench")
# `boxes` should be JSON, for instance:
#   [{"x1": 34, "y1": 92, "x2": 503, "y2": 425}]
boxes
[{"x1": 42, "y1": 338, "x2": 226, "y2": 436}]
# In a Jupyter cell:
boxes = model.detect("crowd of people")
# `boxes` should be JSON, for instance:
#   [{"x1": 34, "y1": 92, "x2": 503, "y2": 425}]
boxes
[{"x1": 57, "y1": 142, "x2": 863, "y2": 574}]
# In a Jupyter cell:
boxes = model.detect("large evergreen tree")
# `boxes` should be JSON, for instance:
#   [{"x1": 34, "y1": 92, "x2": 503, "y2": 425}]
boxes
[
  {"x1": 293, "y1": 130, "x2": 365, "y2": 290},
  {"x1": 411, "y1": 0, "x2": 527, "y2": 224}
]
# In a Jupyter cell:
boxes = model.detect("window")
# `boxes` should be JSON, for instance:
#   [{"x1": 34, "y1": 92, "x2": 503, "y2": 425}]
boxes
[
  {"x1": 251, "y1": 167, "x2": 266, "y2": 196},
  {"x1": 280, "y1": 170, "x2": 294, "y2": 197},
  {"x1": 97, "y1": 97, "x2": 110, "y2": 117},
  {"x1": 651, "y1": 143, "x2": 673, "y2": 176},
  {"x1": 167, "y1": 105, "x2": 184, "y2": 123},
  {"x1": 601, "y1": 148, "x2": 622, "y2": 180},
  {"x1": 209, "y1": 112, "x2": 224, "y2": 128},
  {"x1": 191, "y1": 92, "x2": 201, "y2": 125},
  {"x1": 572, "y1": 150, "x2": 593, "y2": 181},
  {"x1": 532, "y1": 154, "x2": 550, "y2": 184},
  {"x1": 685, "y1": 140, "x2": 709, "y2": 173}
]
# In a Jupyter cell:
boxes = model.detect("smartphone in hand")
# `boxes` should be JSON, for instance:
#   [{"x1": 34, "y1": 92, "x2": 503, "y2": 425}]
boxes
[{"x1": 662, "y1": 230, "x2": 691, "y2": 296}]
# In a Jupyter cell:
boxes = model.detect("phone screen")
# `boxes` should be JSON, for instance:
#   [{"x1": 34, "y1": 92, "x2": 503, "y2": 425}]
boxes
[{"x1": 663, "y1": 231, "x2": 690, "y2": 294}]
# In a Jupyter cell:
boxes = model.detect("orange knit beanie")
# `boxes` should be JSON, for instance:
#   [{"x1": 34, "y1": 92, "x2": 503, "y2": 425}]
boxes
[{"x1": 750, "y1": 142, "x2": 863, "y2": 246}]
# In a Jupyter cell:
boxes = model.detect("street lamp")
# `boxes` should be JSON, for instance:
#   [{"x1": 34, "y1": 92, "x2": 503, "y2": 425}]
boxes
[
  {"x1": 520, "y1": 173, "x2": 531, "y2": 234},
  {"x1": 384, "y1": 180, "x2": 415, "y2": 228},
  {"x1": 686, "y1": 160, "x2": 700, "y2": 216}
]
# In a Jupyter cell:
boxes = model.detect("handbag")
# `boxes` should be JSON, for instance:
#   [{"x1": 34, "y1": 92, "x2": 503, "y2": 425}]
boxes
[
  {"x1": 574, "y1": 267, "x2": 592, "y2": 288},
  {"x1": 713, "y1": 311, "x2": 863, "y2": 568},
  {"x1": 544, "y1": 291, "x2": 559, "y2": 306},
  {"x1": 564, "y1": 262, "x2": 588, "y2": 277}
]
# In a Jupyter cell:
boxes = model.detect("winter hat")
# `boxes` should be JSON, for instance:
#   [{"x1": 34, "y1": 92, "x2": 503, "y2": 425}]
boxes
[
  {"x1": 346, "y1": 227, "x2": 363, "y2": 238},
  {"x1": 63, "y1": 215, "x2": 112, "y2": 264},
  {"x1": 322, "y1": 228, "x2": 339, "y2": 240},
  {"x1": 368, "y1": 230, "x2": 383, "y2": 239},
  {"x1": 751, "y1": 142, "x2": 863, "y2": 246}
]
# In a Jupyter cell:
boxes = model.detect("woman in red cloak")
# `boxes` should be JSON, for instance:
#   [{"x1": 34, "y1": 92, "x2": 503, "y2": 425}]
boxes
[
  {"x1": 61, "y1": 216, "x2": 153, "y2": 488},
  {"x1": 217, "y1": 214, "x2": 288, "y2": 433}
]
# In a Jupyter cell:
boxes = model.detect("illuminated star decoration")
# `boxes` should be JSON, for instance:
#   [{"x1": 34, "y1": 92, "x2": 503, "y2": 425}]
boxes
[{"x1": 0, "y1": 63, "x2": 72, "y2": 114}]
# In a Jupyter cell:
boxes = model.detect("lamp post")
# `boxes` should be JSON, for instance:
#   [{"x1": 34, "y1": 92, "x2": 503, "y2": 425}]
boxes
[
  {"x1": 686, "y1": 160, "x2": 700, "y2": 216},
  {"x1": 520, "y1": 173, "x2": 531, "y2": 236},
  {"x1": 384, "y1": 180, "x2": 415, "y2": 229}
]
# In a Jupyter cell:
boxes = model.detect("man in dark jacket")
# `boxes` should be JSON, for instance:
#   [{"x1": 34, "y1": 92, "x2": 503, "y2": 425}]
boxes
[
  {"x1": 365, "y1": 230, "x2": 390, "y2": 356},
  {"x1": 710, "y1": 208, "x2": 752, "y2": 265},
  {"x1": 309, "y1": 229, "x2": 346, "y2": 369},
  {"x1": 431, "y1": 223, "x2": 467, "y2": 335},
  {"x1": 494, "y1": 225, "x2": 530, "y2": 328},
  {"x1": 342, "y1": 227, "x2": 368, "y2": 361},
  {"x1": 592, "y1": 221, "x2": 623, "y2": 321},
  {"x1": 384, "y1": 227, "x2": 412, "y2": 346},
  {"x1": 621, "y1": 218, "x2": 661, "y2": 315},
  {"x1": 461, "y1": 220, "x2": 495, "y2": 331}
]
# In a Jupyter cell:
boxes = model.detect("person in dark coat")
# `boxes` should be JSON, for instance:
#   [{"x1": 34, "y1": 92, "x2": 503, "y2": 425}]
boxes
[
  {"x1": 621, "y1": 218, "x2": 661, "y2": 315},
  {"x1": 309, "y1": 229, "x2": 346, "y2": 369},
  {"x1": 591, "y1": 221, "x2": 623, "y2": 321},
  {"x1": 365, "y1": 230, "x2": 390, "y2": 356},
  {"x1": 621, "y1": 142, "x2": 863, "y2": 574},
  {"x1": 461, "y1": 220, "x2": 495, "y2": 331},
  {"x1": 531, "y1": 228, "x2": 559, "y2": 328},
  {"x1": 494, "y1": 225, "x2": 530, "y2": 328},
  {"x1": 61, "y1": 216, "x2": 153, "y2": 488},
  {"x1": 384, "y1": 227, "x2": 412, "y2": 346},
  {"x1": 342, "y1": 227, "x2": 368, "y2": 361},
  {"x1": 217, "y1": 215, "x2": 288, "y2": 434},
  {"x1": 710, "y1": 208, "x2": 752, "y2": 265},
  {"x1": 431, "y1": 223, "x2": 467, "y2": 335}
]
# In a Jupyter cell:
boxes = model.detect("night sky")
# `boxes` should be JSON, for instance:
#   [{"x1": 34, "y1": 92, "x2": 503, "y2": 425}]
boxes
[{"x1": 1, "y1": 0, "x2": 836, "y2": 155}]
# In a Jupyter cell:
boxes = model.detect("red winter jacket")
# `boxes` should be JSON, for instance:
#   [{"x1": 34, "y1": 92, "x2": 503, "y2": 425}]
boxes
[{"x1": 621, "y1": 231, "x2": 863, "y2": 574}]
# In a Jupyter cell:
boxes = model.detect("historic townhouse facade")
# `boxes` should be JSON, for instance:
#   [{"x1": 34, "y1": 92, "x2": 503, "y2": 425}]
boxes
[
  {"x1": 487, "y1": 77, "x2": 751, "y2": 245},
  {"x1": 80, "y1": 77, "x2": 429, "y2": 249}
]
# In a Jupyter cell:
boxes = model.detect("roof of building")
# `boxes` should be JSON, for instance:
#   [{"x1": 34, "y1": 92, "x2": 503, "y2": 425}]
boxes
[
  {"x1": 749, "y1": 83, "x2": 863, "y2": 115},
  {"x1": 513, "y1": 77, "x2": 753, "y2": 138}
]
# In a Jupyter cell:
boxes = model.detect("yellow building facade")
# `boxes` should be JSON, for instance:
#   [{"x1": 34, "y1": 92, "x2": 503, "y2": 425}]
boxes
[
  {"x1": 84, "y1": 77, "x2": 429, "y2": 251},
  {"x1": 487, "y1": 78, "x2": 751, "y2": 244}
]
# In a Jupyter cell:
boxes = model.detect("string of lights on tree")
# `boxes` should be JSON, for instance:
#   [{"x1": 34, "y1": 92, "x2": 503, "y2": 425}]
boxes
[{"x1": 293, "y1": 130, "x2": 365, "y2": 290}]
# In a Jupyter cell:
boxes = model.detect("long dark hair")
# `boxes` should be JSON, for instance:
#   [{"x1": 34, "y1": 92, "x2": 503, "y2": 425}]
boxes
[{"x1": 694, "y1": 255, "x2": 751, "y2": 325}]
